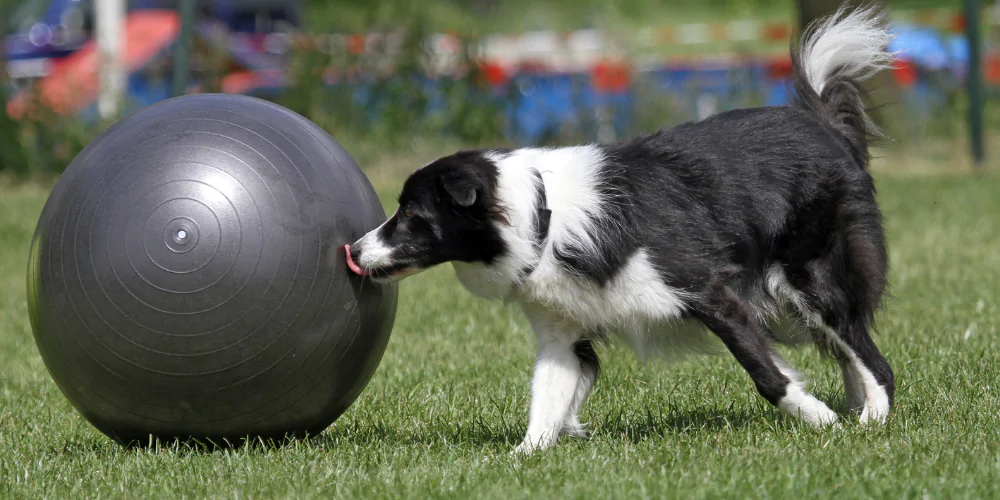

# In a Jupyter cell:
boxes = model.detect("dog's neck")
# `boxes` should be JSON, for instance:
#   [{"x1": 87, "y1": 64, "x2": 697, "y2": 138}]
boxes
[
  {"x1": 452, "y1": 151, "x2": 551, "y2": 299},
  {"x1": 524, "y1": 169, "x2": 551, "y2": 275},
  {"x1": 454, "y1": 146, "x2": 606, "y2": 301}
]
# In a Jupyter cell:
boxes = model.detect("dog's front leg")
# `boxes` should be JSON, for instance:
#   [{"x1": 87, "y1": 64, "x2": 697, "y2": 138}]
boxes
[{"x1": 515, "y1": 307, "x2": 582, "y2": 454}]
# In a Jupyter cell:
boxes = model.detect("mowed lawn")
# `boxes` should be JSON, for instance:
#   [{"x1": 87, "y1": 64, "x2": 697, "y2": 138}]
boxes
[{"x1": 2, "y1": 167, "x2": 999, "y2": 498}]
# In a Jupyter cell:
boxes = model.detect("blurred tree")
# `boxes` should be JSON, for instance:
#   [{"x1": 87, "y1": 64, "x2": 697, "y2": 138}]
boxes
[
  {"x1": 798, "y1": 0, "x2": 850, "y2": 30},
  {"x1": 0, "y1": 0, "x2": 30, "y2": 173}
]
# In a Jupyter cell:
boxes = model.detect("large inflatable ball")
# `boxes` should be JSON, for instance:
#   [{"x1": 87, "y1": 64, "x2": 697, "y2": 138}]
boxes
[{"x1": 26, "y1": 94, "x2": 397, "y2": 445}]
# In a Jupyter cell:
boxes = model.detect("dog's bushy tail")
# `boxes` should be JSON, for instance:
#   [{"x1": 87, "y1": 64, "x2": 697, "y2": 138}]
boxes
[{"x1": 790, "y1": 4, "x2": 896, "y2": 168}]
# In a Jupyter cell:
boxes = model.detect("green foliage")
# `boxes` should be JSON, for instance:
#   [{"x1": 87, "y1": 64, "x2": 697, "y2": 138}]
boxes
[
  {"x1": 304, "y1": 0, "x2": 957, "y2": 33},
  {"x1": 0, "y1": 100, "x2": 28, "y2": 173},
  {"x1": 275, "y1": 4, "x2": 509, "y2": 150},
  {"x1": 13, "y1": 112, "x2": 93, "y2": 175},
  {"x1": 0, "y1": 92, "x2": 97, "y2": 176}
]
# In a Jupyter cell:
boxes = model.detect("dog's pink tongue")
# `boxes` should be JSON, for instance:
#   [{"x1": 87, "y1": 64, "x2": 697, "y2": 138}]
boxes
[{"x1": 344, "y1": 244, "x2": 371, "y2": 276}]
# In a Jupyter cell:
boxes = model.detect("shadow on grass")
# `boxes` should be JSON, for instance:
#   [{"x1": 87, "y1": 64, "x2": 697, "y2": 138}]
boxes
[
  {"x1": 589, "y1": 404, "x2": 770, "y2": 444},
  {"x1": 46, "y1": 431, "x2": 338, "y2": 456},
  {"x1": 314, "y1": 415, "x2": 526, "y2": 450},
  {"x1": 52, "y1": 393, "x2": 857, "y2": 456},
  {"x1": 314, "y1": 405, "x2": 781, "y2": 450}
]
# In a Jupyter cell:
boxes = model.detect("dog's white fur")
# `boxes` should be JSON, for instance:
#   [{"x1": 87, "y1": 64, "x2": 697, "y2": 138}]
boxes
[{"x1": 800, "y1": 5, "x2": 897, "y2": 134}]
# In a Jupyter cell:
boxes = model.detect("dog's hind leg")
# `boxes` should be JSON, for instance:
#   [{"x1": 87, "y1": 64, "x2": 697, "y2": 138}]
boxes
[
  {"x1": 782, "y1": 234, "x2": 894, "y2": 426},
  {"x1": 561, "y1": 339, "x2": 600, "y2": 438},
  {"x1": 516, "y1": 306, "x2": 588, "y2": 453},
  {"x1": 696, "y1": 283, "x2": 839, "y2": 427},
  {"x1": 791, "y1": 291, "x2": 893, "y2": 425}
]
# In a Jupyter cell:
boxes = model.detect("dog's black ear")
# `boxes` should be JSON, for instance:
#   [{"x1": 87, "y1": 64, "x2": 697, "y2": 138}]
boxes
[{"x1": 441, "y1": 174, "x2": 480, "y2": 207}]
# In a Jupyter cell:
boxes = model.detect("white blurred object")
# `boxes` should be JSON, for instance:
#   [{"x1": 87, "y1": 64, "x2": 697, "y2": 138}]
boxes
[
  {"x1": 96, "y1": 0, "x2": 125, "y2": 119},
  {"x1": 696, "y1": 93, "x2": 718, "y2": 120}
]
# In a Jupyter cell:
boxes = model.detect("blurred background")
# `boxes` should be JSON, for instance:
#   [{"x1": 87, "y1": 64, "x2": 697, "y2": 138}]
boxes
[{"x1": 0, "y1": 0, "x2": 995, "y2": 174}]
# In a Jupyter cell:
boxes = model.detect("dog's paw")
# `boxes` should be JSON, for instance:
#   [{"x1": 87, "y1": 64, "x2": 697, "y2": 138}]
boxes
[
  {"x1": 778, "y1": 386, "x2": 840, "y2": 428},
  {"x1": 513, "y1": 440, "x2": 536, "y2": 455},
  {"x1": 513, "y1": 434, "x2": 556, "y2": 455},
  {"x1": 858, "y1": 405, "x2": 889, "y2": 427}
]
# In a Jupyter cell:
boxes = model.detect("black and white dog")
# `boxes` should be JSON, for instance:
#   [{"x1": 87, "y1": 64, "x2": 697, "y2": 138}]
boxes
[{"x1": 346, "y1": 6, "x2": 897, "y2": 453}]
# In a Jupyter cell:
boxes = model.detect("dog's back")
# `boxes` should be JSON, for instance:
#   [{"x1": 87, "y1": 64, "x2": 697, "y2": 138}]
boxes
[{"x1": 603, "y1": 103, "x2": 887, "y2": 317}]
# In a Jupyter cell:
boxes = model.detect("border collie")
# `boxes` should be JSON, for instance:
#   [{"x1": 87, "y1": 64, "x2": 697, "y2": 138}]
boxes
[{"x1": 346, "y1": 6, "x2": 897, "y2": 453}]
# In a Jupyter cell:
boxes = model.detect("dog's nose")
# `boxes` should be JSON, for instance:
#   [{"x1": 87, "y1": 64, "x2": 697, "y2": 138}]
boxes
[
  {"x1": 344, "y1": 243, "x2": 369, "y2": 276},
  {"x1": 349, "y1": 245, "x2": 361, "y2": 263}
]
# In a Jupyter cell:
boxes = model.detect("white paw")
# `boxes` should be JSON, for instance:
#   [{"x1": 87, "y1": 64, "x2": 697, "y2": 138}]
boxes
[
  {"x1": 778, "y1": 385, "x2": 840, "y2": 427},
  {"x1": 858, "y1": 383, "x2": 891, "y2": 427},
  {"x1": 514, "y1": 433, "x2": 556, "y2": 455},
  {"x1": 802, "y1": 410, "x2": 840, "y2": 428},
  {"x1": 859, "y1": 404, "x2": 889, "y2": 427},
  {"x1": 513, "y1": 440, "x2": 543, "y2": 455}
]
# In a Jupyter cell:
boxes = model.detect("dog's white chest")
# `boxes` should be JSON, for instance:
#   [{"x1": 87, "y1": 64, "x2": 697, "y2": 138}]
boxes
[{"x1": 522, "y1": 248, "x2": 691, "y2": 328}]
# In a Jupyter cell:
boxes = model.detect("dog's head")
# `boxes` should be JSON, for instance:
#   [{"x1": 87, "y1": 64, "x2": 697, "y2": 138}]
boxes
[{"x1": 346, "y1": 150, "x2": 508, "y2": 282}]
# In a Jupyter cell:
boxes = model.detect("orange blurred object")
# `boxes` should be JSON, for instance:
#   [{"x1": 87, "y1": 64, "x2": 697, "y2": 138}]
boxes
[
  {"x1": 7, "y1": 10, "x2": 180, "y2": 119},
  {"x1": 591, "y1": 60, "x2": 631, "y2": 93}
]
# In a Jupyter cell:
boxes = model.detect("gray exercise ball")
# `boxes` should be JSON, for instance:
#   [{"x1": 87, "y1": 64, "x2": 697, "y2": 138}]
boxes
[{"x1": 26, "y1": 93, "x2": 397, "y2": 446}]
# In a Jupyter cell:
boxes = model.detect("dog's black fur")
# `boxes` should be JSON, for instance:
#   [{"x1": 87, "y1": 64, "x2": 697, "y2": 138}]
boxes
[{"x1": 594, "y1": 101, "x2": 893, "y2": 401}]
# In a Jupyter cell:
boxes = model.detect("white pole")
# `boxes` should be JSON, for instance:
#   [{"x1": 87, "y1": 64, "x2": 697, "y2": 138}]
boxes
[{"x1": 96, "y1": 0, "x2": 125, "y2": 119}]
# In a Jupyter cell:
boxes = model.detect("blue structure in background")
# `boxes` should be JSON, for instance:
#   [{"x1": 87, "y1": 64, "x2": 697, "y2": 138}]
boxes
[
  {"x1": 501, "y1": 62, "x2": 788, "y2": 144},
  {"x1": 503, "y1": 73, "x2": 632, "y2": 143},
  {"x1": 498, "y1": 22, "x2": 976, "y2": 145},
  {"x1": 4, "y1": 0, "x2": 300, "y2": 65}
]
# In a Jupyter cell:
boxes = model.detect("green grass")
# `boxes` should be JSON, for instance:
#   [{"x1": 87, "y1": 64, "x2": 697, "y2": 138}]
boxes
[{"x1": 2, "y1": 163, "x2": 1000, "y2": 498}]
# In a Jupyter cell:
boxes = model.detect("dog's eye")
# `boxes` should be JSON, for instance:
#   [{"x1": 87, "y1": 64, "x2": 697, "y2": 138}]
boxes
[{"x1": 404, "y1": 208, "x2": 414, "y2": 218}]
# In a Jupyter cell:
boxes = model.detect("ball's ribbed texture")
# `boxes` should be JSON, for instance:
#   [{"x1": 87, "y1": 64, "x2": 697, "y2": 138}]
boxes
[{"x1": 27, "y1": 94, "x2": 397, "y2": 445}]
